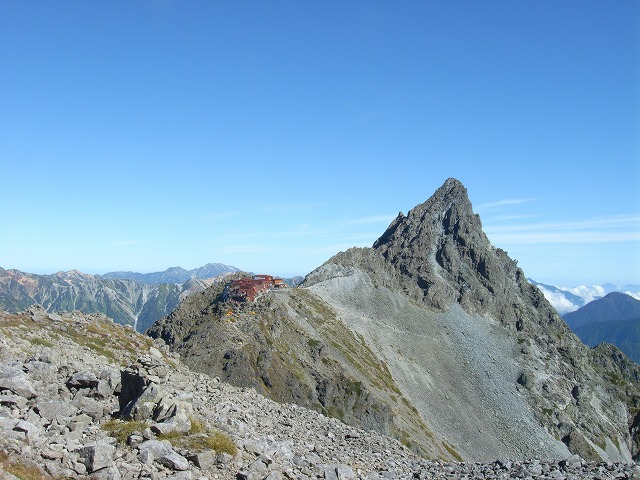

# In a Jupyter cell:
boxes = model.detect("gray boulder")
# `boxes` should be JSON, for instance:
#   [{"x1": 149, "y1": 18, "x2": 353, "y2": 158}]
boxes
[
  {"x1": 35, "y1": 399, "x2": 78, "y2": 421},
  {"x1": 119, "y1": 356, "x2": 169, "y2": 420},
  {"x1": 77, "y1": 439, "x2": 116, "y2": 473},
  {"x1": 157, "y1": 451, "x2": 190, "y2": 471},
  {"x1": 13, "y1": 419, "x2": 39, "y2": 443},
  {"x1": 137, "y1": 439, "x2": 174, "y2": 463},
  {"x1": 67, "y1": 371, "x2": 99, "y2": 389},
  {"x1": 0, "y1": 367, "x2": 37, "y2": 399}
]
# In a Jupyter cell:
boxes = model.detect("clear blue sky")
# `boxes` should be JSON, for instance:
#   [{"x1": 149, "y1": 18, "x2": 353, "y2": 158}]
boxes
[{"x1": 1, "y1": 1, "x2": 638, "y2": 286}]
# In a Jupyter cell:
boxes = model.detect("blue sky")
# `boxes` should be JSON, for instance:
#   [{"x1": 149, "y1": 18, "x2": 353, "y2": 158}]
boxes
[{"x1": 1, "y1": 1, "x2": 638, "y2": 286}]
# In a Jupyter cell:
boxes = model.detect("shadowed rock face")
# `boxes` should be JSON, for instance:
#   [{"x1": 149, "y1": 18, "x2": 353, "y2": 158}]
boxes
[{"x1": 150, "y1": 178, "x2": 640, "y2": 463}]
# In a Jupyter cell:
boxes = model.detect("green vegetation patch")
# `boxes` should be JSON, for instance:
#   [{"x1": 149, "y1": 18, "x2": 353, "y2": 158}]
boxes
[
  {"x1": 102, "y1": 419, "x2": 149, "y2": 444},
  {"x1": 164, "y1": 430, "x2": 237, "y2": 455},
  {"x1": 102, "y1": 417, "x2": 236, "y2": 456},
  {"x1": 159, "y1": 420, "x2": 237, "y2": 455},
  {"x1": 443, "y1": 441, "x2": 463, "y2": 462},
  {"x1": 0, "y1": 451, "x2": 56, "y2": 480},
  {"x1": 29, "y1": 337, "x2": 54, "y2": 348}
]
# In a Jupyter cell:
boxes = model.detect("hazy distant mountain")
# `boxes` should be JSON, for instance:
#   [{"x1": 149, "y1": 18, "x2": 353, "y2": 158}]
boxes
[
  {"x1": 574, "y1": 319, "x2": 640, "y2": 364},
  {"x1": 564, "y1": 292, "x2": 640, "y2": 329},
  {"x1": 102, "y1": 263, "x2": 241, "y2": 284},
  {"x1": 564, "y1": 293, "x2": 640, "y2": 363},
  {"x1": 528, "y1": 279, "x2": 585, "y2": 314},
  {"x1": 0, "y1": 267, "x2": 223, "y2": 332},
  {"x1": 283, "y1": 276, "x2": 304, "y2": 287},
  {"x1": 529, "y1": 279, "x2": 640, "y2": 315}
]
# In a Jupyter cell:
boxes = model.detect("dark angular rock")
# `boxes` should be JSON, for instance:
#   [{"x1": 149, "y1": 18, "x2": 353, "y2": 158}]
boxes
[
  {"x1": 67, "y1": 371, "x2": 99, "y2": 389},
  {"x1": 157, "y1": 451, "x2": 190, "y2": 471},
  {"x1": 77, "y1": 440, "x2": 116, "y2": 473}
]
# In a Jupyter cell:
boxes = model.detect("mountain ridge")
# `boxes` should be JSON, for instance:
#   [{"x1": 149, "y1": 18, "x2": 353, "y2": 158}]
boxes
[
  {"x1": 0, "y1": 265, "x2": 236, "y2": 332},
  {"x1": 149, "y1": 178, "x2": 640, "y2": 463},
  {"x1": 102, "y1": 263, "x2": 241, "y2": 284},
  {"x1": 530, "y1": 279, "x2": 640, "y2": 315},
  {"x1": 563, "y1": 292, "x2": 640, "y2": 364}
]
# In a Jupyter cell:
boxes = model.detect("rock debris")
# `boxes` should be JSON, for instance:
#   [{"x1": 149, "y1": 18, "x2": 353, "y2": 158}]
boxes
[{"x1": 1, "y1": 308, "x2": 638, "y2": 479}]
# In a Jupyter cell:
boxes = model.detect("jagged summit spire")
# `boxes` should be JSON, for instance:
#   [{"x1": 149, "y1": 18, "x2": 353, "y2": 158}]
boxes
[
  {"x1": 408, "y1": 177, "x2": 473, "y2": 218},
  {"x1": 372, "y1": 178, "x2": 533, "y2": 317},
  {"x1": 373, "y1": 178, "x2": 479, "y2": 252},
  {"x1": 433, "y1": 177, "x2": 468, "y2": 200}
]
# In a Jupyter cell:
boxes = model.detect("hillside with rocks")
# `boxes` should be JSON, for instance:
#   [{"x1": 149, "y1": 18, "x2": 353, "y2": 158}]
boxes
[
  {"x1": 0, "y1": 268, "x2": 228, "y2": 333},
  {"x1": 3, "y1": 308, "x2": 640, "y2": 480},
  {"x1": 149, "y1": 178, "x2": 640, "y2": 465}
]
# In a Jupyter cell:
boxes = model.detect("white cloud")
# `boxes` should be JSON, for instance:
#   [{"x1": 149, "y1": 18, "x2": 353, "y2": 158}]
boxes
[
  {"x1": 488, "y1": 214, "x2": 541, "y2": 222},
  {"x1": 485, "y1": 214, "x2": 640, "y2": 244},
  {"x1": 536, "y1": 285, "x2": 581, "y2": 314},
  {"x1": 477, "y1": 198, "x2": 534, "y2": 210},
  {"x1": 564, "y1": 285, "x2": 606, "y2": 304},
  {"x1": 624, "y1": 290, "x2": 640, "y2": 301}
]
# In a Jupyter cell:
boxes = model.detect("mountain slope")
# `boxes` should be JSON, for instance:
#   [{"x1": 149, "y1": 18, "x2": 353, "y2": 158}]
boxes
[
  {"x1": 148, "y1": 273, "x2": 444, "y2": 458},
  {"x1": 4, "y1": 309, "x2": 639, "y2": 479},
  {"x1": 574, "y1": 318, "x2": 640, "y2": 364},
  {"x1": 149, "y1": 178, "x2": 640, "y2": 463}
]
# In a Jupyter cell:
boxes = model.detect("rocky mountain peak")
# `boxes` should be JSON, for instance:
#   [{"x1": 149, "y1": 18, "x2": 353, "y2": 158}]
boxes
[
  {"x1": 145, "y1": 178, "x2": 640, "y2": 464},
  {"x1": 373, "y1": 177, "x2": 518, "y2": 318},
  {"x1": 373, "y1": 177, "x2": 480, "y2": 251}
]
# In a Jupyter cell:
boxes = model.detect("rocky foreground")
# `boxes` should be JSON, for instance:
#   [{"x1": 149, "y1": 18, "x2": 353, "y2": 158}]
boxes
[{"x1": 1, "y1": 308, "x2": 639, "y2": 480}]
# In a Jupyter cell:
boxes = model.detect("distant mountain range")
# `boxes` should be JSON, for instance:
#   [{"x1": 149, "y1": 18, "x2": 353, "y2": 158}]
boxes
[
  {"x1": 0, "y1": 264, "x2": 241, "y2": 332},
  {"x1": 528, "y1": 279, "x2": 640, "y2": 315},
  {"x1": 101, "y1": 263, "x2": 241, "y2": 284},
  {"x1": 563, "y1": 292, "x2": 640, "y2": 363}
]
